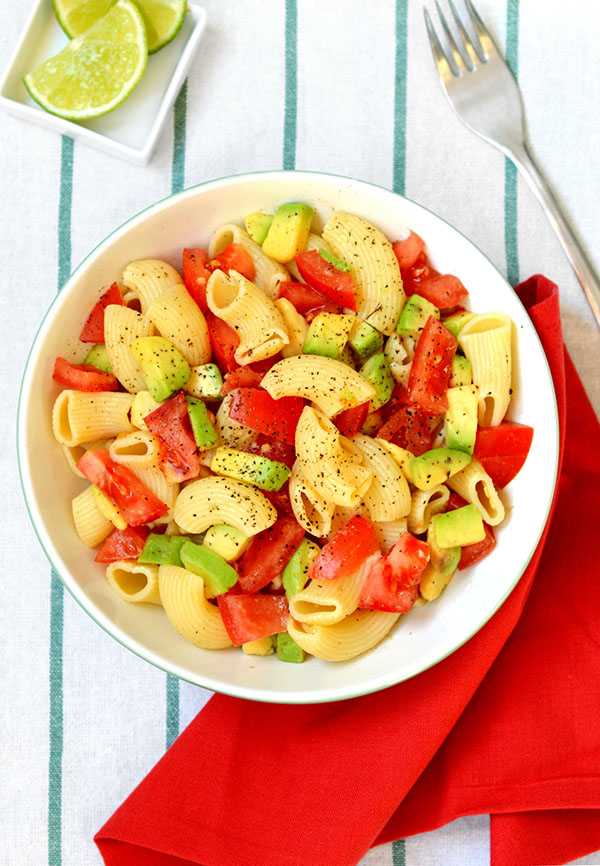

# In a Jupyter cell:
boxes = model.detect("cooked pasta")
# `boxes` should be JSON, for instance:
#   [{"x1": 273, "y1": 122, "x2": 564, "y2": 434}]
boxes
[
  {"x1": 287, "y1": 609, "x2": 400, "y2": 662},
  {"x1": 52, "y1": 390, "x2": 134, "y2": 446},
  {"x1": 216, "y1": 392, "x2": 256, "y2": 449},
  {"x1": 122, "y1": 259, "x2": 183, "y2": 314},
  {"x1": 174, "y1": 476, "x2": 277, "y2": 535},
  {"x1": 289, "y1": 552, "x2": 378, "y2": 626},
  {"x1": 72, "y1": 486, "x2": 113, "y2": 547},
  {"x1": 146, "y1": 283, "x2": 211, "y2": 366},
  {"x1": 129, "y1": 391, "x2": 161, "y2": 430},
  {"x1": 208, "y1": 223, "x2": 289, "y2": 298},
  {"x1": 289, "y1": 462, "x2": 336, "y2": 538},
  {"x1": 373, "y1": 519, "x2": 408, "y2": 553},
  {"x1": 447, "y1": 457, "x2": 505, "y2": 526},
  {"x1": 109, "y1": 432, "x2": 176, "y2": 525},
  {"x1": 275, "y1": 297, "x2": 308, "y2": 357},
  {"x1": 348, "y1": 434, "x2": 411, "y2": 521},
  {"x1": 104, "y1": 304, "x2": 154, "y2": 393},
  {"x1": 106, "y1": 561, "x2": 161, "y2": 605},
  {"x1": 322, "y1": 211, "x2": 405, "y2": 335},
  {"x1": 377, "y1": 441, "x2": 416, "y2": 485},
  {"x1": 407, "y1": 485, "x2": 451, "y2": 535},
  {"x1": 384, "y1": 332, "x2": 412, "y2": 387},
  {"x1": 459, "y1": 313, "x2": 512, "y2": 426}
]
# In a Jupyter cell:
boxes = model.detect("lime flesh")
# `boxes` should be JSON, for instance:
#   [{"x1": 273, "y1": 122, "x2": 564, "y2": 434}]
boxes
[{"x1": 24, "y1": 0, "x2": 147, "y2": 121}]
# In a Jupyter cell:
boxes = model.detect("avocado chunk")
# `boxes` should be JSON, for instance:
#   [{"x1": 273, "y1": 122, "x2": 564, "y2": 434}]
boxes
[
  {"x1": 185, "y1": 396, "x2": 218, "y2": 451},
  {"x1": 210, "y1": 446, "x2": 290, "y2": 492},
  {"x1": 434, "y1": 504, "x2": 485, "y2": 549},
  {"x1": 84, "y1": 344, "x2": 113, "y2": 374},
  {"x1": 303, "y1": 312, "x2": 355, "y2": 359},
  {"x1": 203, "y1": 524, "x2": 250, "y2": 562},
  {"x1": 138, "y1": 533, "x2": 188, "y2": 567},
  {"x1": 396, "y1": 294, "x2": 440, "y2": 337},
  {"x1": 450, "y1": 354, "x2": 473, "y2": 387},
  {"x1": 360, "y1": 352, "x2": 394, "y2": 411},
  {"x1": 410, "y1": 448, "x2": 472, "y2": 491},
  {"x1": 318, "y1": 248, "x2": 351, "y2": 273},
  {"x1": 180, "y1": 541, "x2": 238, "y2": 597},
  {"x1": 348, "y1": 319, "x2": 384, "y2": 360},
  {"x1": 445, "y1": 386, "x2": 478, "y2": 455},
  {"x1": 282, "y1": 538, "x2": 320, "y2": 599},
  {"x1": 443, "y1": 311, "x2": 475, "y2": 340},
  {"x1": 186, "y1": 363, "x2": 223, "y2": 400},
  {"x1": 244, "y1": 212, "x2": 274, "y2": 245},
  {"x1": 261, "y1": 202, "x2": 314, "y2": 263},
  {"x1": 130, "y1": 336, "x2": 191, "y2": 403},
  {"x1": 276, "y1": 632, "x2": 305, "y2": 663},
  {"x1": 420, "y1": 518, "x2": 461, "y2": 600},
  {"x1": 242, "y1": 636, "x2": 276, "y2": 656}
]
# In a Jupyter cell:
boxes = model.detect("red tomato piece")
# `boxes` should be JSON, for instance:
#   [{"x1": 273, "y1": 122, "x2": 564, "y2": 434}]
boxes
[
  {"x1": 237, "y1": 516, "x2": 305, "y2": 593},
  {"x1": 221, "y1": 366, "x2": 263, "y2": 395},
  {"x1": 359, "y1": 532, "x2": 430, "y2": 613},
  {"x1": 94, "y1": 526, "x2": 149, "y2": 563},
  {"x1": 262, "y1": 483, "x2": 294, "y2": 515},
  {"x1": 474, "y1": 422, "x2": 534, "y2": 489},
  {"x1": 209, "y1": 242, "x2": 256, "y2": 282},
  {"x1": 407, "y1": 316, "x2": 457, "y2": 415},
  {"x1": 295, "y1": 250, "x2": 357, "y2": 310},
  {"x1": 376, "y1": 405, "x2": 435, "y2": 456},
  {"x1": 228, "y1": 388, "x2": 304, "y2": 445},
  {"x1": 218, "y1": 594, "x2": 289, "y2": 646},
  {"x1": 308, "y1": 515, "x2": 379, "y2": 582},
  {"x1": 277, "y1": 280, "x2": 342, "y2": 317},
  {"x1": 445, "y1": 494, "x2": 496, "y2": 570},
  {"x1": 246, "y1": 434, "x2": 297, "y2": 470},
  {"x1": 144, "y1": 392, "x2": 199, "y2": 483},
  {"x1": 334, "y1": 401, "x2": 371, "y2": 438},
  {"x1": 402, "y1": 256, "x2": 468, "y2": 309},
  {"x1": 182, "y1": 248, "x2": 211, "y2": 312},
  {"x1": 76, "y1": 450, "x2": 168, "y2": 526},
  {"x1": 79, "y1": 283, "x2": 123, "y2": 343},
  {"x1": 52, "y1": 357, "x2": 118, "y2": 392},
  {"x1": 392, "y1": 231, "x2": 425, "y2": 270},
  {"x1": 205, "y1": 311, "x2": 240, "y2": 373}
]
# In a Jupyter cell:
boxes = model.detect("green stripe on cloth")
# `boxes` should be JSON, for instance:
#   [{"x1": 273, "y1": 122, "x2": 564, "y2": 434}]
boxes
[
  {"x1": 283, "y1": 0, "x2": 297, "y2": 170},
  {"x1": 49, "y1": 134, "x2": 74, "y2": 866},
  {"x1": 504, "y1": 0, "x2": 520, "y2": 286},
  {"x1": 165, "y1": 80, "x2": 188, "y2": 751},
  {"x1": 392, "y1": 2, "x2": 408, "y2": 858},
  {"x1": 393, "y1": 0, "x2": 408, "y2": 196}
]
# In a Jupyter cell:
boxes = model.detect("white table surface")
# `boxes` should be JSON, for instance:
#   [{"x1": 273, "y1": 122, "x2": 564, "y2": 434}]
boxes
[{"x1": 1, "y1": 1, "x2": 599, "y2": 864}]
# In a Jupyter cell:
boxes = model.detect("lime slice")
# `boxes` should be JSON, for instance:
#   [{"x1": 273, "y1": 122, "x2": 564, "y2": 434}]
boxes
[
  {"x1": 53, "y1": 0, "x2": 187, "y2": 53},
  {"x1": 24, "y1": 0, "x2": 147, "y2": 121}
]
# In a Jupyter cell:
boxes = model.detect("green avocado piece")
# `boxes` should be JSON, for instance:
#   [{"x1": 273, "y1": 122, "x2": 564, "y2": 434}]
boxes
[
  {"x1": 138, "y1": 533, "x2": 188, "y2": 567},
  {"x1": 419, "y1": 519, "x2": 461, "y2": 600},
  {"x1": 203, "y1": 524, "x2": 250, "y2": 562},
  {"x1": 443, "y1": 311, "x2": 475, "y2": 340},
  {"x1": 303, "y1": 312, "x2": 355, "y2": 359},
  {"x1": 185, "y1": 396, "x2": 218, "y2": 451},
  {"x1": 433, "y1": 504, "x2": 485, "y2": 549},
  {"x1": 450, "y1": 354, "x2": 473, "y2": 387},
  {"x1": 396, "y1": 294, "x2": 440, "y2": 337},
  {"x1": 180, "y1": 541, "x2": 239, "y2": 596},
  {"x1": 410, "y1": 447, "x2": 471, "y2": 491},
  {"x1": 360, "y1": 352, "x2": 394, "y2": 411},
  {"x1": 282, "y1": 538, "x2": 320, "y2": 599},
  {"x1": 242, "y1": 636, "x2": 276, "y2": 656},
  {"x1": 84, "y1": 343, "x2": 113, "y2": 374},
  {"x1": 211, "y1": 446, "x2": 290, "y2": 492},
  {"x1": 130, "y1": 336, "x2": 191, "y2": 403},
  {"x1": 348, "y1": 319, "x2": 384, "y2": 360},
  {"x1": 262, "y1": 202, "x2": 314, "y2": 263},
  {"x1": 244, "y1": 212, "x2": 274, "y2": 245},
  {"x1": 276, "y1": 632, "x2": 305, "y2": 663},
  {"x1": 318, "y1": 248, "x2": 351, "y2": 273},
  {"x1": 445, "y1": 386, "x2": 478, "y2": 455},
  {"x1": 188, "y1": 363, "x2": 223, "y2": 400}
]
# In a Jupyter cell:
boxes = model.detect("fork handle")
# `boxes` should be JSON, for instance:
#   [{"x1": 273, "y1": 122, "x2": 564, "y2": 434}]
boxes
[{"x1": 508, "y1": 142, "x2": 600, "y2": 327}]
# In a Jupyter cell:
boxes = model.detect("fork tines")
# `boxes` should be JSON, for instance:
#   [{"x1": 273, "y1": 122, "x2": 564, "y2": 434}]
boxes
[{"x1": 425, "y1": 0, "x2": 493, "y2": 78}]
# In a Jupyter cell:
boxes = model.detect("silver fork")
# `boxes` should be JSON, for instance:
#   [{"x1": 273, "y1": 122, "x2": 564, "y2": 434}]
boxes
[{"x1": 424, "y1": 0, "x2": 600, "y2": 327}]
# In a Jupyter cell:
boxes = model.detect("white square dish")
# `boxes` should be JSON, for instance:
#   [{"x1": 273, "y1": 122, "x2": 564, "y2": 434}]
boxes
[{"x1": 0, "y1": 0, "x2": 207, "y2": 165}]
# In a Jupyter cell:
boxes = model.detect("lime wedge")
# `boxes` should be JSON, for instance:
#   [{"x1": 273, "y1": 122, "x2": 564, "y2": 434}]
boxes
[
  {"x1": 24, "y1": 0, "x2": 147, "y2": 121},
  {"x1": 53, "y1": 0, "x2": 187, "y2": 53}
]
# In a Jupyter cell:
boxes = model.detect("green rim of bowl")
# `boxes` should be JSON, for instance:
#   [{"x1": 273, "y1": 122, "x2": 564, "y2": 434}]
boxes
[{"x1": 16, "y1": 169, "x2": 560, "y2": 704}]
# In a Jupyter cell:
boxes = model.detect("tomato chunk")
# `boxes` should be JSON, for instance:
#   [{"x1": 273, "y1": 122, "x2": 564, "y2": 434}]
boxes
[
  {"x1": 52, "y1": 358, "x2": 118, "y2": 392},
  {"x1": 95, "y1": 526, "x2": 149, "y2": 563},
  {"x1": 308, "y1": 516, "x2": 379, "y2": 582},
  {"x1": 221, "y1": 355, "x2": 281, "y2": 396},
  {"x1": 295, "y1": 250, "x2": 357, "y2": 310},
  {"x1": 209, "y1": 242, "x2": 256, "y2": 282},
  {"x1": 359, "y1": 532, "x2": 430, "y2": 612},
  {"x1": 392, "y1": 231, "x2": 425, "y2": 270},
  {"x1": 79, "y1": 283, "x2": 123, "y2": 343},
  {"x1": 277, "y1": 280, "x2": 342, "y2": 317},
  {"x1": 376, "y1": 405, "x2": 435, "y2": 456},
  {"x1": 246, "y1": 434, "x2": 297, "y2": 470},
  {"x1": 229, "y1": 388, "x2": 304, "y2": 445},
  {"x1": 474, "y1": 422, "x2": 534, "y2": 489},
  {"x1": 445, "y1": 494, "x2": 496, "y2": 569},
  {"x1": 144, "y1": 392, "x2": 200, "y2": 483},
  {"x1": 182, "y1": 248, "x2": 211, "y2": 312},
  {"x1": 407, "y1": 316, "x2": 457, "y2": 415},
  {"x1": 76, "y1": 450, "x2": 168, "y2": 526},
  {"x1": 402, "y1": 256, "x2": 468, "y2": 309},
  {"x1": 218, "y1": 594, "x2": 289, "y2": 646},
  {"x1": 237, "y1": 516, "x2": 305, "y2": 593},
  {"x1": 334, "y1": 401, "x2": 370, "y2": 438},
  {"x1": 205, "y1": 311, "x2": 240, "y2": 373}
]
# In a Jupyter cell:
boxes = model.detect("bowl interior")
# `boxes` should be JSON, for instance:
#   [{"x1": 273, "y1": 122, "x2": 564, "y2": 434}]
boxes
[{"x1": 18, "y1": 171, "x2": 558, "y2": 703}]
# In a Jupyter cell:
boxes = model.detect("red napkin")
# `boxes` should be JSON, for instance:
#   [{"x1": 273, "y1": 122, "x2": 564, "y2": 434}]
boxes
[{"x1": 96, "y1": 276, "x2": 600, "y2": 866}]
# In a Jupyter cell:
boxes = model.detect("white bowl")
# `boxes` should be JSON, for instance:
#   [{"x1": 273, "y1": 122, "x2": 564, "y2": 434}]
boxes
[{"x1": 18, "y1": 171, "x2": 559, "y2": 703}]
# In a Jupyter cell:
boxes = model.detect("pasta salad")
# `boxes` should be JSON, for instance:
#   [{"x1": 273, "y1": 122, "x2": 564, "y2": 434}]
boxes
[{"x1": 51, "y1": 204, "x2": 533, "y2": 663}]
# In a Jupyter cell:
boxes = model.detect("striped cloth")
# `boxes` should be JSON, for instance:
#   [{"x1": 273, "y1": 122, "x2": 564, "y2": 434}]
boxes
[{"x1": 2, "y1": 1, "x2": 599, "y2": 864}]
